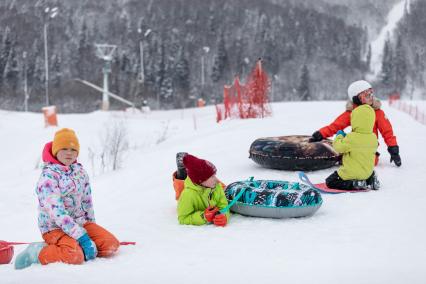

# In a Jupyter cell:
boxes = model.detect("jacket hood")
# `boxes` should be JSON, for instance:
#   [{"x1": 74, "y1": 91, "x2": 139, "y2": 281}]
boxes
[
  {"x1": 184, "y1": 176, "x2": 219, "y2": 192},
  {"x1": 184, "y1": 177, "x2": 207, "y2": 193},
  {"x1": 42, "y1": 142, "x2": 62, "y2": 164},
  {"x1": 351, "y1": 104, "x2": 375, "y2": 134},
  {"x1": 42, "y1": 142, "x2": 78, "y2": 166},
  {"x1": 42, "y1": 142, "x2": 82, "y2": 175}
]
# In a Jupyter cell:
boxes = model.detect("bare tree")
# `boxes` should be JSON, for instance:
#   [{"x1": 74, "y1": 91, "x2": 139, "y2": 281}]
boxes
[
  {"x1": 103, "y1": 120, "x2": 129, "y2": 171},
  {"x1": 88, "y1": 120, "x2": 129, "y2": 174}
]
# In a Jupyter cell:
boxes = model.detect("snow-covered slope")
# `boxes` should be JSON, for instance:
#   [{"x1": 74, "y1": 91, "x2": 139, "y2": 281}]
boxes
[
  {"x1": 1, "y1": 101, "x2": 425, "y2": 284},
  {"x1": 369, "y1": 0, "x2": 407, "y2": 78}
]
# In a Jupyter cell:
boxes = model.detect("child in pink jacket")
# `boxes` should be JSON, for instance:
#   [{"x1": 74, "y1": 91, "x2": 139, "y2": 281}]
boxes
[{"x1": 15, "y1": 128, "x2": 120, "y2": 269}]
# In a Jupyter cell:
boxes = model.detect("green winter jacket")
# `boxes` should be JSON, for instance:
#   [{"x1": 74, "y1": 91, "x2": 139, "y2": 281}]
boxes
[
  {"x1": 333, "y1": 104, "x2": 378, "y2": 180},
  {"x1": 177, "y1": 177, "x2": 230, "y2": 225}
]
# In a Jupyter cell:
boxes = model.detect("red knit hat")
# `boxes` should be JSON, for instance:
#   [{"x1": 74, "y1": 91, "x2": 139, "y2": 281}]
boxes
[{"x1": 183, "y1": 154, "x2": 217, "y2": 185}]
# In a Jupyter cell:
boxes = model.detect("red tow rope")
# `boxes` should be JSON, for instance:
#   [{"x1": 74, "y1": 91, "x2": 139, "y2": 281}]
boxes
[{"x1": 1, "y1": 240, "x2": 136, "y2": 246}]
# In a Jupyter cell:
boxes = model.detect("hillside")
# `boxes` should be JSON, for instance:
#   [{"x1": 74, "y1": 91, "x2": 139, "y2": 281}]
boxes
[{"x1": 1, "y1": 100, "x2": 425, "y2": 283}]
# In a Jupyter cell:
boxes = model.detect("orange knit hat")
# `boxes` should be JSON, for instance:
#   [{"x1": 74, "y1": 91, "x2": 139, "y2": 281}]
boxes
[{"x1": 52, "y1": 128, "x2": 80, "y2": 156}]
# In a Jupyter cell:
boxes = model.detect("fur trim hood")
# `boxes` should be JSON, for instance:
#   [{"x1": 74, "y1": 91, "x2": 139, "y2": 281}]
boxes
[{"x1": 346, "y1": 98, "x2": 381, "y2": 111}]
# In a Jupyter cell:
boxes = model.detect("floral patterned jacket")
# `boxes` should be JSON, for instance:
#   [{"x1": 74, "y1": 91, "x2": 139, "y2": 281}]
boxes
[{"x1": 36, "y1": 142, "x2": 95, "y2": 240}]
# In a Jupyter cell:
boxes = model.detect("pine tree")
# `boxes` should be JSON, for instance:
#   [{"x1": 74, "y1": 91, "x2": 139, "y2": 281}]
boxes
[
  {"x1": 156, "y1": 41, "x2": 166, "y2": 91},
  {"x1": 160, "y1": 75, "x2": 173, "y2": 105},
  {"x1": 174, "y1": 48, "x2": 190, "y2": 106},
  {"x1": 381, "y1": 38, "x2": 394, "y2": 88},
  {"x1": 5, "y1": 42, "x2": 19, "y2": 91},
  {"x1": 393, "y1": 35, "x2": 407, "y2": 93},
  {"x1": 51, "y1": 53, "x2": 62, "y2": 88},
  {"x1": 366, "y1": 44, "x2": 372, "y2": 70},
  {"x1": 297, "y1": 64, "x2": 311, "y2": 101},
  {"x1": 349, "y1": 39, "x2": 361, "y2": 69},
  {"x1": 76, "y1": 20, "x2": 91, "y2": 77},
  {"x1": 211, "y1": 33, "x2": 229, "y2": 83},
  {"x1": 0, "y1": 27, "x2": 12, "y2": 86}
]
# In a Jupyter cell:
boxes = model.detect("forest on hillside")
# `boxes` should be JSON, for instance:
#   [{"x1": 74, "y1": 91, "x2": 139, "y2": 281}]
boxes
[{"x1": 0, "y1": 0, "x2": 416, "y2": 112}]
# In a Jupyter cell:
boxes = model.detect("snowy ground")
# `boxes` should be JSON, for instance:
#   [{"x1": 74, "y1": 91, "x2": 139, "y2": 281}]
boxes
[{"x1": 1, "y1": 101, "x2": 426, "y2": 284}]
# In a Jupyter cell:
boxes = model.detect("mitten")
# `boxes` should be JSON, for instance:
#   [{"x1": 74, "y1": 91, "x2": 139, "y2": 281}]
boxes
[
  {"x1": 308, "y1": 131, "x2": 323, "y2": 142},
  {"x1": 78, "y1": 233, "x2": 98, "y2": 261},
  {"x1": 213, "y1": 214, "x2": 227, "y2": 227},
  {"x1": 204, "y1": 207, "x2": 219, "y2": 223},
  {"x1": 336, "y1": 130, "x2": 346, "y2": 137},
  {"x1": 388, "y1": 146, "x2": 401, "y2": 167}
]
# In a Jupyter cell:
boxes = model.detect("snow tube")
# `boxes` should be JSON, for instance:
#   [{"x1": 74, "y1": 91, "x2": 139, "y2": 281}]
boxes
[
  {"x1": 0, "y1": 242, "x2": 13, "y2": 265},
  {"x1": 249, "y1": 135, "x2": 340, "y2": 171},
  {"x1": 225, "y1": 179, "x2": 322, "y2": 218}
]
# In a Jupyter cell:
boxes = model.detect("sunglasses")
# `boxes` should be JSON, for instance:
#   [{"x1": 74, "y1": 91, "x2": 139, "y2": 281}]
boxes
[{"x1": 358, "y1": 88, "x2": 374, "y2": 99}]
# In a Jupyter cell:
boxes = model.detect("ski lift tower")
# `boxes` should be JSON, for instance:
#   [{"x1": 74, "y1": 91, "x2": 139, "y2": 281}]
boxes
[{"x1": 95, "y1": 44, "x2": 117, "y2": 111}]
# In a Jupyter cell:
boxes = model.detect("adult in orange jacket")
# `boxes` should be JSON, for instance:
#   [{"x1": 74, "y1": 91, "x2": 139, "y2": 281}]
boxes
[{"x1": 309, "y1": 80, "x2": 401, "y2": 167}]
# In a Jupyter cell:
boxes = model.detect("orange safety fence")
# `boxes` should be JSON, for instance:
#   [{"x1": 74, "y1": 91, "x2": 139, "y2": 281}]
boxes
[{"x1": 216, "y1": 59, "x2": 271, "y2": 122}]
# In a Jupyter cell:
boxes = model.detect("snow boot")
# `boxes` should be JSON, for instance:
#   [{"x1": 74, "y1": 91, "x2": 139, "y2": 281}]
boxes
[
  {"x1": 14, "y1": 242, "x2": 46, "y2": 270},
  {"x1": 176, "y1": 152, "x2": 187, "y2": 180},
  {"x1": 367, "y1": 171, "x2": 380, "y2": 190},
  {"x1": 352, "y1": 180, "x2": 368, "y2": 190}
]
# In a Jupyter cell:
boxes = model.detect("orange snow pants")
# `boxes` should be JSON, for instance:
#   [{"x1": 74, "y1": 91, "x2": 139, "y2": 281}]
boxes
[
  {"x1": 173, "y1": 171, "x2": 185, "y2": 200},
  {"x1": 38, "y1": 222, "x2": 120, "y2": 265}
]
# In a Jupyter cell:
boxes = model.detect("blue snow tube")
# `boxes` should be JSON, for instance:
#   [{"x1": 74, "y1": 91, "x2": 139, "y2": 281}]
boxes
[{"x1": 225, "y1": 179, "x2": 322, "y2": 218}]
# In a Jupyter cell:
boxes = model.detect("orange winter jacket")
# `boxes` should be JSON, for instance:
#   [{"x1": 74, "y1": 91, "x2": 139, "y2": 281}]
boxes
[{"x1": 319, "y1": 100, "x2": 398, "y2": 147}]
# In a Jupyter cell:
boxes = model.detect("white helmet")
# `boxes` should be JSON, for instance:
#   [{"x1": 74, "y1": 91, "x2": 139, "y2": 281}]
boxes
[{"x1": 347, "y1": 80, "x2": 372, "y2": 100}]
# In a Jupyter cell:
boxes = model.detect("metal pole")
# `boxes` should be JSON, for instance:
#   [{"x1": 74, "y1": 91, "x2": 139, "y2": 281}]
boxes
[
  {"x1": 157, "y1": 87, "x2": 160, "y2": 110},
  {"x1": 139, "y1": 40, "x2": 145, "y2": 83},
  {"x1": 102, "y1": 64, "x2": 110, "y2": 111},
  {"x1": 44, "y1": 23, "x2": 49, "y2": 106},
  {"x1": 201, "y1": 55, "x2": 205, "y2": 86},
  {"x1": 23, "y1": 52, "x2": 28, "y2": 112}
]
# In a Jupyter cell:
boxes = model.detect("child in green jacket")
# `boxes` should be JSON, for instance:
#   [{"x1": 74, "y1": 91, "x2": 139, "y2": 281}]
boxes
[
  {"x1": 325, "y1": 104, "x2": 380, "y2": 190},
  {"x1": 176, "y1": 154, "x2": 230, "y2": 226}
]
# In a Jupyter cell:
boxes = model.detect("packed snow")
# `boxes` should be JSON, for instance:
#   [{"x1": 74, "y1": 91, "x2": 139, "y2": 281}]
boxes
[{"x1": 1, "y1": 100, "x2": 426, "y2": 284}]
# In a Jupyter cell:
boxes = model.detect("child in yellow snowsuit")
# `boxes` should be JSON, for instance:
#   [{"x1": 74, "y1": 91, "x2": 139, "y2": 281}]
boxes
[{"x1": 325, "y1": 104, "x2": 380, "y2": 190}]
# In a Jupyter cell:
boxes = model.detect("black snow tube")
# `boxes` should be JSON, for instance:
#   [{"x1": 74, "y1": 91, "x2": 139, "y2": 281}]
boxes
[{"x1": 249, "y1": 135, "x2": 341, "y2": 171}]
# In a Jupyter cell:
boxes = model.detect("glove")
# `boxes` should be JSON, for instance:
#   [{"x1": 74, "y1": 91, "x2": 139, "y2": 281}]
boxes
[
  {"x1": 213, "y1": 214, "x2": 228, "y2": 227},
  {"x1": 388, "y1": 146, "x2": 401, "y2": 167},
  {"x1": 336, "y1": 130, "x2": 346, "y2": 137},
  {"x1": 77, "y1": 233, "x2": 98, "y2": 261},
  {"x1": 204, "y1": 207, "x2": 219, "y2": 223},
  {"x1": 308, "y1": 131, "x2": 323, "y2": 142}
]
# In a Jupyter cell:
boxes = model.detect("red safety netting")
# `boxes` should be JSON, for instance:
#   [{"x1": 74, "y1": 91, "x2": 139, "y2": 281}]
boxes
[{"x1": 216, "y1": 60, "x2": 271, "y2": 122}]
